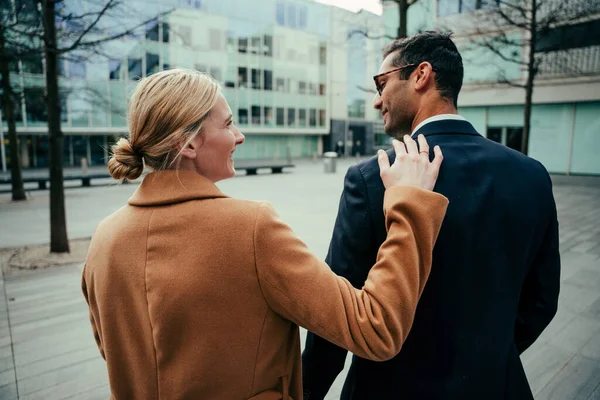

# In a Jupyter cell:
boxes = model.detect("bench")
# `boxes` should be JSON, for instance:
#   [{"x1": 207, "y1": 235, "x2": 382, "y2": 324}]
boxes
[
  {"x1": 0, "y1": 173, "x2": 112, "y2": 190},
  {"x1": 234, "y1": 163, "x2": 295, "y2": 176}
]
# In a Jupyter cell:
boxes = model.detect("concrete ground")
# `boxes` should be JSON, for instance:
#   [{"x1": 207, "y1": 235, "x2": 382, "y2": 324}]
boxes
[{"x1": 0, "y1": 158, "x2": 599, "y2": 399}]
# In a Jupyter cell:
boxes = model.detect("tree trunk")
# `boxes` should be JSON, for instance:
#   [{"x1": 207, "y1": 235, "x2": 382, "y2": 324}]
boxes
[
  {"x1": 397, "y1": 0, "x2": 408, "y2": 39},
  {"x1": 522, "y1": 0, "x2": 537, "y2": 155},
  {"x1": 0, "y1": 27, "x2": 26, "y2": 201},
  {"x1": 43, "y1": 0, "x2": 69, "y2": 253}
]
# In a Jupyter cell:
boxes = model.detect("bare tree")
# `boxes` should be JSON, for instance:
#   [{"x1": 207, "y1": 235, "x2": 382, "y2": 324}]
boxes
[
  {"x1": 0, "y1": 0, "x2": 171, "y2": 252},
  {"x1": 465, "y1": 0, "x2": 599, "y2": 154},
  {"x1": 383, "y1": 0, "x2": 420, "y2": 39}
]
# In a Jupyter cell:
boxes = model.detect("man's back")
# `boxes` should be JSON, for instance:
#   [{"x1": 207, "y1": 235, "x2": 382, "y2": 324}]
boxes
[{"x1": 302, "y1": 120, "x2": 560, "y2": 400}]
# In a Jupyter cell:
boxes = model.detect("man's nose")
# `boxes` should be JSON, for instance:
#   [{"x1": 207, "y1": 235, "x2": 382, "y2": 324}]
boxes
[{"x1": 373, "y1": 93, "x2": 383, "y2": 109}]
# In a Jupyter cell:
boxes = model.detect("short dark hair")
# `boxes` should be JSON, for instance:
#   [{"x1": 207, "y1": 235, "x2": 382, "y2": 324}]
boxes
[{"x1": 383, "y1": 31, "x2": 464, "y2": 107}]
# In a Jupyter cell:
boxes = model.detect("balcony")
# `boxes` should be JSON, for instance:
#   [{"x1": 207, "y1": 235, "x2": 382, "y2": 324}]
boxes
[{"x1": 537, "y1": 45, "x2": 600, "y2": 78}]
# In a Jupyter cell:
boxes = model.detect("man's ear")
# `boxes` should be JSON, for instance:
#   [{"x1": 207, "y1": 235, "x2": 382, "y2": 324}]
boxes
[{"x1": 414, "y1": 62, "x2": 434, "y2": 91}]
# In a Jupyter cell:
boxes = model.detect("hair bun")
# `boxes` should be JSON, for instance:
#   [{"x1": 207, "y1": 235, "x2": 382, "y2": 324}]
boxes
[{"x1": 108, "y1": 138, "x2": 144, "y2": 181}]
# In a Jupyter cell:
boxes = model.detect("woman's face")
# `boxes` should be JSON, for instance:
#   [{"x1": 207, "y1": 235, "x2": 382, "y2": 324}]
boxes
[{"x1": 190, "y1": 95, "x2": 245, "y2": 182}]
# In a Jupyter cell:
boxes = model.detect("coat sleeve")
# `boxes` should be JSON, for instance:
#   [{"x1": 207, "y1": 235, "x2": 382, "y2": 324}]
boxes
[
  {"x1": 253, "y1": 185, "x2": 448, "y2": 362},
  {"x1": 515, "y1": 177, "x2": 561, "y2": 354},
  {"x1": 81, "y1": 266, "x2": 106, "y2": 360},
  {"x1": 302, "y1": 165, "x2": 379, "y2": 399}
]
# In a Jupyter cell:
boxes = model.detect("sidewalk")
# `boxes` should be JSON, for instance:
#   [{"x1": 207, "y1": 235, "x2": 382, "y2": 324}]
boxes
[{"x1": 1, "y1": 159, "x2": 599, "y2": 399}]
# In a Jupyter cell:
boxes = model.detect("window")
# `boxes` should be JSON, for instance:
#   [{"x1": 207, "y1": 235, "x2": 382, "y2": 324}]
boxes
[
  {"x1": 263, "y1": 70, "x2": 273, "y2": 91},
  {"x1": 487, "y1": 127, "x2": 523, "y2": 152},
  {"x1": 179, "y1": 25, "x2": 192, "y2": 46},
  {"x1": 251, "y1": 68, "x2": 261, "y2": 89},
  {"x1": 437, "y1": 0, "x2": 485, "y2": 17},
  {"x1": 287, "y1": 108, "x2": 296, "y2": 127},
  {"x1": 264, "y1": 107, "x2": 274, "y2": 126},
  {"x1": 21, "y1": 54, "x2": 43, "y2": 74},
  {"x1": 210, "y1": 67, "x2": 221, "y2": 82},
  {"x1": 109, "y1": 59, "x2": 121, "y2": 80},
  {"x1": 238, "y1": 37, "x2": 248, "y2": 53},
  {"x1": 264, "y1": 35, "x2": 273, "y2": 56},
  {"x1": 238, "y1": 67, "x2": 248, "y2": 88},
  {"x1": 146, "y1": 53, "x2": 159, "y2": 76},
  {"x1": 276, "y1": 107, "x2": 285, "y2": 126},
  {"x1": 162, "y1": 22, "x2": 169, "y2": 42},
  {"x1": 309, "y1": 83, "x2": 317, "y2": 95},
  {"x1": 24, "y1": 87, "x2": 47, "y2": 123},
  {"x1": 319, "y1": 84, "x2": 326, "y2": 96},
  {"x1": 275, "y1": 78, "x2": 285, "y2": 92},
  {"x1": 319, "y1": 45, "x2": 327, "y2": 65},
  {"x1": 210, "y1": 29, "x2": 222, "y2": 51},
  {"x1": 319, "y1": 110, "x2": 326, "y2": 127},
  {"x1": 299, "y1": 6, "x2": 307, "y2": 29},
  {"x1": 309, "y1": 109, "x2": 317, "y2": 127},
  {"x1": 128, "y1": 57, "x2": 142, "y2": 80},
  {"x1": 194, "y1": 0, "x2": 201, "y2": 8},
  {"x1": 225, "y1": 65, "x2": 236, "y2": 87},
  {"x1": 288, "y1": 4, "x2": 297, "y2": 28},
  {"x1": 298, "y1": 109, "x2": 307, "y2": 127},
  {"x1": 251, "y1": 37, "x2": 261, "y2": 54},
  {"x1": 252, "y1": 106, "x2": 261, "y2": 125},
  {"x1": 69, "y1": 60, "x2": 86, "y2": 78},
  {"x1": 298, "y1": 81, "x2": 306, "y2": 94},
  {"x1": 276, "y1": 1, "x2": 285, "y2": 26},
  {"x1": 238, "y1": 108, "x2": 248, "y2": 125},
  {"x1": 227, "y1": 31, "x2": 236, "y2": 52},
  {"x1": 145, "y1": 20, "x2": 159, "y2": 41}
]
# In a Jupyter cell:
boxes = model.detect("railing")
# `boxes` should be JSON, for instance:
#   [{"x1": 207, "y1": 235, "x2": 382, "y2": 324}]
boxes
[{"x1": 537, "y1": 45, "x2": 600, "y2": 78}]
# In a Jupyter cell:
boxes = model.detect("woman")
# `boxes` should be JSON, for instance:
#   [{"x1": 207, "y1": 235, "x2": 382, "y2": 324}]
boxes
[{"x1": 82, "y1": 69, "x2": 447, "y2": 399}]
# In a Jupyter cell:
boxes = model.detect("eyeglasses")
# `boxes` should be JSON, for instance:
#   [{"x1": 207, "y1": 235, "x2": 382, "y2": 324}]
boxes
[{"x1": 373, "y1": 64, "x2": 417, "y2": 96}]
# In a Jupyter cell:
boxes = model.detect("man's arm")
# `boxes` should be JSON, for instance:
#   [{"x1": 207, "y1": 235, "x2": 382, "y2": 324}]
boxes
[
  {"x1": 302, "y1": 164, "x2": 379, "y2": 400},
  {"x1": 515, "y1": 177, "x2": 561, "y2": 354}
]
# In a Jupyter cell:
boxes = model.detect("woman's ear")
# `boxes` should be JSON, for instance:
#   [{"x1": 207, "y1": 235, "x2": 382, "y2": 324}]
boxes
[{"x1": 178, "y1": 134, "x2": 204, "y2": 160}]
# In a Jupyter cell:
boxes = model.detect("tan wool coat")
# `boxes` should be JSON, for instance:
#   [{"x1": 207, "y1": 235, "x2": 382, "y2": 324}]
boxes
[{"x1": 82, "y1": 169, "x2": 448, "y2": 400}]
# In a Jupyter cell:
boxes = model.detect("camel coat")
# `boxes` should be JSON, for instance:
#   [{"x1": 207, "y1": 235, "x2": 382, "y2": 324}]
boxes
[{"x1": 82, "y1": 169, "x2": 448, "y2": 400}]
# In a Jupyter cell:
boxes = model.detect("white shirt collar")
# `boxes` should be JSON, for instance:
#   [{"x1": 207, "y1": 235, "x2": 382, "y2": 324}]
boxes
[{"x1": 411, "y1": 114, "x2": 467, "y2": 137}]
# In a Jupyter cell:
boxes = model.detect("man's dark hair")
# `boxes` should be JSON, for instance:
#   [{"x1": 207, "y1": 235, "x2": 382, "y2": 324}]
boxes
[{"x1": 383, "y1": 31, "x2": 464, "y2": 107}]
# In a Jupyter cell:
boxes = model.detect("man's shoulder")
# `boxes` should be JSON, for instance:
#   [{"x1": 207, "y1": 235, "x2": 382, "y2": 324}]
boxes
[{"x1": 351, "y1": 153, "x2": 390, "y2": 183}]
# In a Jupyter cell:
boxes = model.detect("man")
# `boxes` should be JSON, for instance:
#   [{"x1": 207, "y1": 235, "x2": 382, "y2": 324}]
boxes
[{"x1": 302, "y1": 31, "x2": 560, "y2": 400}]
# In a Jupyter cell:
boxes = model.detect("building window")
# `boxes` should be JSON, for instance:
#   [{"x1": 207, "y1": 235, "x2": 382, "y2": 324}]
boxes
[
  {"x1": 275, "y1": 77, "x2": 285, "y2": 92},
  {"x1": 24, "y1": 88, "x2": 47, "y2": 123},
  {"x1": 437, "y1": 0, "x2": 485, "y2": 17},
  {"x1": 264, "y1": 35, "x2": 273, "y2": 56},
  {"x1": 319, "y1": 84, "x2": 326, "y2": 96},
  {"x1": 210, "y1": 29, "x2": 222, "y2": 50},
  {"x1": 309, "y1": 109, "x2": 317, "y2": 127},
  {"x1": 487, "y1": 127, "x2": 523, "y2": 152},
  {"x1": 251, "y1": 68, "x2": 261, "y2": 89},
  {"x1": 319, "y1": 45, "x2": 327, "y2": 65},
  {"x1": 288, "y1": 4, "x2": 297, "y2": 28},
  {"x1": 179, "y1": 25, "x2": 192, "y2": 46},
  {"x1": 227, "y1": 31, "x2": 236, "y2": 52},
  {"x1": 252, "y1": 106, "x2": 261, "y2": 125},
  {"x1": 21, "y1": 54, "x2": 43, "y2": 74},
  {"x1": 251, "y1": 37, "x2": 261, "y2": 54},
  {"x1": 238, "y1": 108, "x2": 248, "y2": 125},
  {"x1": 298, "y1": 81, "x2": 306, "y2": 94},
  {"x1": 319, "y1": 110, "x2": 326, "y2": 127},
  {"x1": 128, "y1": 57, "x2": 142, "y2": 80},
  {"x1": 225, "y1": 65, "x2": 236, "y2": 87},
  {"x1": 309, "y1": 83, "x2": 317, "y2": 95},
  {"x1": 276, "y1": 107, "x2": 285, "y2": 126},
  {"x1": 145, "y1": 20, "x2": 159, "y2": 41},
  {"x1": 264, "y1": 107, "x2": 274, "y2": 126},
  {"x1": 287, "y1": 108, "x2": 296, "y2": 127},
  {"x1": 194, "y1": 0, "x2": 201, "y2": 8},
  {"x1": 210, "y1": 67, "x2": 221, "y2": 82},
  {"x1": 299, "y1": 6, "x2": 307, "y2": 29},
  {"x1": 299, "y1": 109, "x2": 306, "y2": 127},
  {"x1": 109, "y1": 59, "x2": 121, "y2": 80},
  {"x1": 238, "y1": 67, "x2": 248, "y2": 88},
  {"x1": 146, "y1": 53, "x2": 159, "y2": 76},
  {"x1": 162, "y1": 22, "x2": 169, "y2": 42},
  {"x1": 276, "y1": 1, "x2": 285, "y2": 26},
  {"x1": 69, "y1": 60, "x2": 86, "y2": 78},
  {"x1": 238, "y1": 37, "x2": 248, "y2": 53},
  {"x1": 263, "y1": 70, "x2": 273, "y2": 91}
]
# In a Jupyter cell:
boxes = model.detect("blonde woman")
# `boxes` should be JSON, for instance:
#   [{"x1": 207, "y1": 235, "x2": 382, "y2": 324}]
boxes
[{"x1": 82, "y1": 68, "x2": 448, "y2": 400}]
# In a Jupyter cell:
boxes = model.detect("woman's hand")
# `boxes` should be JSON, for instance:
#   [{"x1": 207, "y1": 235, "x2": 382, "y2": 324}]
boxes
[{"x1": 378, "y1": 134, "x2": 443, "y2": 191}]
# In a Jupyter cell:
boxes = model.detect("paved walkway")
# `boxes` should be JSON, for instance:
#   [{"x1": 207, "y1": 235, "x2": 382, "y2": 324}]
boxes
[{"x1": 0, "y1": 159, "x2": 599, "y2": 399}]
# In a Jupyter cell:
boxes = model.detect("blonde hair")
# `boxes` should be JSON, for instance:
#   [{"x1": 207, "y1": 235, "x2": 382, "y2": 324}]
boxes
[{"x1": 108, "y1": 68, "x2": 221, "y2": 181}]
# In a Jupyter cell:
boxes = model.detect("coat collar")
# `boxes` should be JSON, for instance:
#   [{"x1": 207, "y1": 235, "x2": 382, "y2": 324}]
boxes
[
  {"x1": 128, "y1": 170, "x2": 229, "y2": 206},
  {"x1": 413, "y1": 119, "x2": 481, "y2": 138}
]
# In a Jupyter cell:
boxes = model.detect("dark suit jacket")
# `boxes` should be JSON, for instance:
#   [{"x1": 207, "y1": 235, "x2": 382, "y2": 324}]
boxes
[{"x1": 302, "y1": 119, "x2": 560, "y2": 400}]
